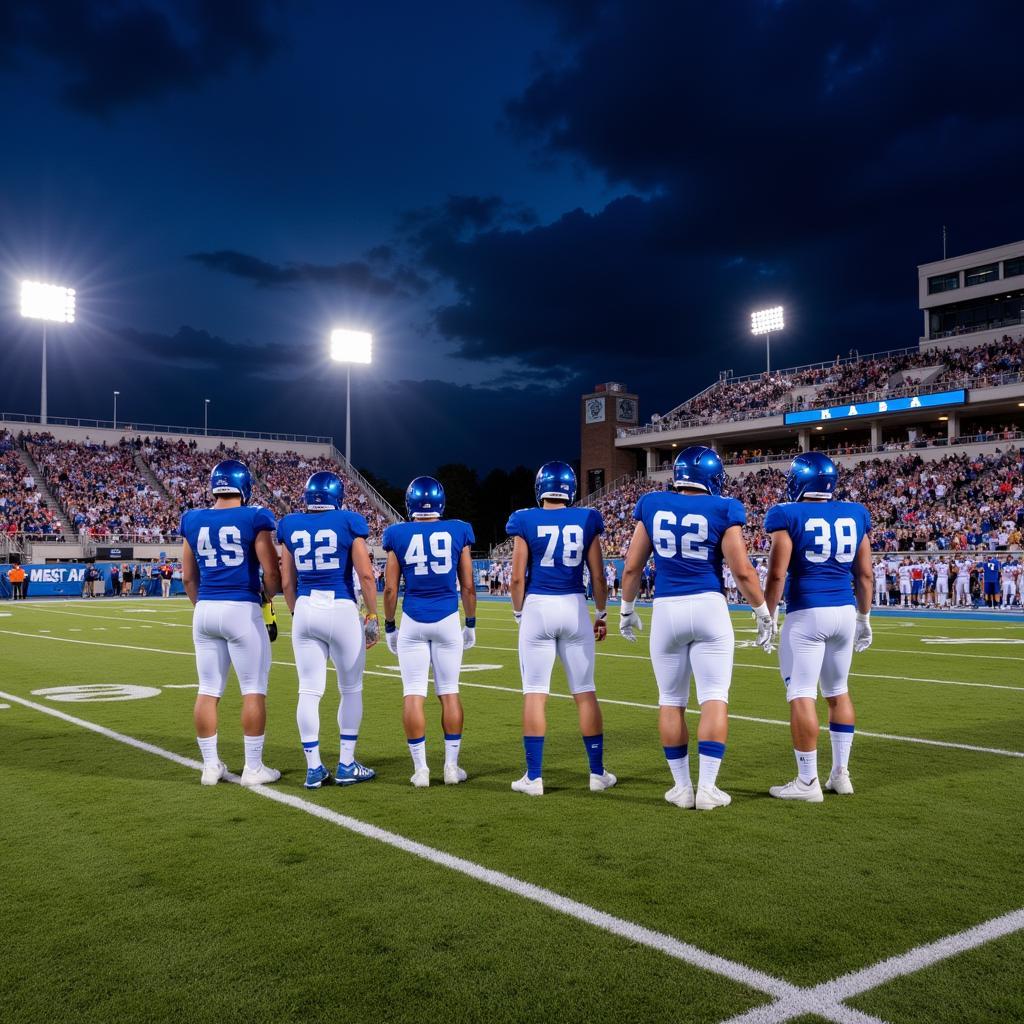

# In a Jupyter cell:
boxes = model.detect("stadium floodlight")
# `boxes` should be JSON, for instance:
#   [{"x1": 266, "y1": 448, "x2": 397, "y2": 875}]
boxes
[
  {"x1": 113, "y1": 391, "x2": 120, "y2": 430},
  {"x1": 204, "y1": 398, "x2": 210, "y2": 436},
  {"x1": 20, "y1": 280, "x2": 76, "y2": 425},
  {"x1": 750, "y1": 305, "x2": 785, "y2": 374},
  {"x1": 330, "y1": 328, "x2": 373, "y2": 466}
]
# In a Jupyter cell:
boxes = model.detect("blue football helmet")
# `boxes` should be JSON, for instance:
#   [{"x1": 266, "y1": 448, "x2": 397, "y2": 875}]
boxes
[
  {"x1": 210, "y1": 459, "x2": 253, "y2": 505},
  {"x1": 406, "y1": 476, "x2": 445, "y2": 518},
  {"x1": 673, "y1": 446, "x2": 726, "y2": 495},
  {"x1": 535, "y1": 461, "x2": 577, "y2": 505},
  {"x1": 786, "y1": 452, "x2": 838, "y2": 502},
  {"x1": 304, "y1": 471, "x2": 343, "y2": 511}
]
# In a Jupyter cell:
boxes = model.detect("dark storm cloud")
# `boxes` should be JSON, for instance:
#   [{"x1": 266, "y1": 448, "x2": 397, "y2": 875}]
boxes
[
  {"x1": 0, "y1": 0, "x2": 282, "y2": 114},
  {"x1": 396, "y1": 0, "x2": 1024, "y2": 404},
  {"x1": 187, "y1": 250, "x2": 429, "y2": 297}
]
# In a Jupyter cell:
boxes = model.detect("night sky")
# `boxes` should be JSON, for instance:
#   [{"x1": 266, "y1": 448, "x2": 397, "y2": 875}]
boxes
[{"x1": 2, "y1": 1, "x2": 1023, "y2": 485}]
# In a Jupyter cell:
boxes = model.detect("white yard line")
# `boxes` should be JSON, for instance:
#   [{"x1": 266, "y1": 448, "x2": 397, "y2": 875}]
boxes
[
  {"x1": 3, "y1": 629, "x2": 1020, "y2": 758},
  {"x1": 718, "y1": 908, "x2": 1024, "y2": 1024},
  {"x1": 0, "y1": 689, "x2": 799, "y2": 1009}
]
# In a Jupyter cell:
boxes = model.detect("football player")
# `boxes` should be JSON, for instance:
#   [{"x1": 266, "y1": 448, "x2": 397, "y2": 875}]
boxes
[
  {"x1": 278, "y1": 471, "x2": 380, "y2": 789},
  {"x1": 180, "y1": 460, "x2": 281, "y2": 787},
  {"x1": 935, "y1": 556, "x2": 950, "y2": 608},
  {"x1": 763, "y1": 453, "x2": 873, "y2": 802},
  {"x1": 1003, "y1": 558, "x2": 1019, "y2": 608},
  {"x1": 897, "y1": 558, "x2": 912, "y2": 607},
  {"x1": 382, "y1": 477, "x2": 476, "y2": 787},
  {"x1": 506, "y1": 461, "x2": 615, "y2": 797},
  {"x1": 953, "y1": 556, "x2": 974, "y2": 607},
  {"x1": 980, "y1": 555, "x2": 1001, "y2": 609},
  {"x1": 873, "y1": 558, "x2": 888, "y2": 606},
  {"x1": 620, "y1": 446, "x2": 775, "y2": 811}
]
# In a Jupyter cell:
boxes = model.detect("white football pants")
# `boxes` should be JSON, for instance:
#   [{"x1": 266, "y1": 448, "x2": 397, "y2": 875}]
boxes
[
  {"x1": 779, "y1": 605, "x2": 856, "y2": 702},
  {"x1": 193, "y1": 600, "x2": 270, "y2": 697},
  {"x1": 398, "y1": 611, "x2": 463, "y2": 697},
  {"x1": 518, "y1": 592, "x2": 596, "y2": 695}
]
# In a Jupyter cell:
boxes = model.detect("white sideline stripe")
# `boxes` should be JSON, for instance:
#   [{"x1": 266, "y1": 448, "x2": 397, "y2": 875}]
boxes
[
  {"x1": 719, "y1": 908, "x2": 1024, "y2": 1024},
  {"x1": 2, "y1": 629, "x2": 1020, "y2": 759},
  {"x1": 474, "y1": 646, "x2": 1024, "y2": 693},
  {"x1": 0, "y1": 689, "x2": 798, "y2": 1005}
]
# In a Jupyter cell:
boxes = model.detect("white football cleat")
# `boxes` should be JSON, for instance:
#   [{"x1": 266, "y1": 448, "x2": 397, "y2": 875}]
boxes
[
  {"x1": 511, "y1": 773, "x2": 543, "y2": 796},
  {"x1": 240, "y1": 763, "x2": 281, "y2": 787},
  {"x1": 410, "y1": 767, "x2": 431, "y2": 788},
  {"x1": 589, "y1": 770, "x2": 617, "y2": 792},
  {"x1": 665, "y1": 783, "x2": 695, "y2": 809},
  {"x1": 825, "y1": 768, "x2": 854, "y2": 795},
  {"x1": 443, "y1": 764, "x2": 467, "y2": 785},
  {"x1": 769, "y1": 777, "x2": 824, "y2": 802},
  {"x1": 200, "y1": 761, "x2": 227, "y2": 786},
  {"x1": 695, "y1": 784, "x2": 732, "y2": 810}
]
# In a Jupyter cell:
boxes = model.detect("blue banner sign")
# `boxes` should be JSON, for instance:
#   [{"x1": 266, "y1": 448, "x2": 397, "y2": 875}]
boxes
[{"x1": 784, "y1": 388, "x2": 967, "y2": 426}]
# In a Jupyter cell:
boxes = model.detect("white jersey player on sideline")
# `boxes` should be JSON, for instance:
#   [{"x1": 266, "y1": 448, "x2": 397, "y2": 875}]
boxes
[
  {"x1": 873, "y1": 559, "x2": 888, "y2": 606},
  {"x1": 620, "y1": 446, "x2": 775, "y2": 811},
  {"x1": 383, "y1": 476, "x2": 476, "y2": 788},
  {"x1": 764, "y1": 452, "x2": 874, "y2": 802},
  {"x1": 897, "y1": 559, "x2": 912, "y2": 606},
  {"x1": 1001, "y1": 559, "x2": 1018, "y2": 608},
  {"x1": 723, "y1": 564, "x2": 738, "y2": 604},
  {"x1": 935, "y1": 558, "x2": 950, "y2": 607},
  {"x1": 179, "y1": 459, "x2": 281, "y2": 787},
  {"x1": 604, "y1": 560, "x2": 616, "y2": 600},
  {"x1": 277, "y1": 472, "x2": 381, "y2": 789},
  {"x1": 954, "y1": 556, "x2": 974, "y2": 607},
  {"x1": 506, "y1": 461, "x2": 615, "y2": 796}
]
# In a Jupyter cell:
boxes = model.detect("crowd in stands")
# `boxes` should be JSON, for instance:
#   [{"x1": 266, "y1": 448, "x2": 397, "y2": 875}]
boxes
[
  {"x1": 0, "y1": 431, "x2": 64, "y2": 540},
  {"x1": 584, "y1": 447, "x2": 1024, "y2": 557},
  {"x1": 26, "y1": 434, "x2": 175, "y2": 541},
  {"x1": 646, "y1": 334, "x2": 1024, "y2": 429},
  {"x1": 0, "y1": 431, "x2": 395, "y2": 545}
]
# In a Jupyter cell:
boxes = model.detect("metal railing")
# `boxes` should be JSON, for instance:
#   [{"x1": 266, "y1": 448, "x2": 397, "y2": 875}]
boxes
[
  {"x1": 328, "y1": 445, "x2": 402, "y2": 524},
  {"x1": 0, "y1": 412, "x2": 332, "y2": 446}
]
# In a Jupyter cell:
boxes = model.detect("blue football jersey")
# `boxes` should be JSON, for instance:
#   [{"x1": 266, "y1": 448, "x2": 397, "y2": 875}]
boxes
[
  {"x1": 634, "y1": 492, "x2": 745, "y2": 598},
  {"x1": 981, "y1": 558, "x2": 1001, "y2": 583},
  {"x1": 505, "y1": 506, "x2": 604, "y2": 596},
  {"x1": 180, "y1": 505, "x2": 276, "y2": 602},
  {"x1": 382, "y1": 519, "x2": 475, "y2": 623},
  {"x1": 764, "y1": 500, "x2": 871, "y2": 613},
  {"x1": 277, "y1": 509, "x2": 369, "y2": 601}
]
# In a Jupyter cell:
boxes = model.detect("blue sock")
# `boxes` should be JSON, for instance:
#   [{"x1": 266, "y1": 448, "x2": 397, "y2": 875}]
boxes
[
  {"x1": 582, "y1": 733, "x2": 604, "y2": 775},
  {"x1": 697, "y1": 740, "x2": 726, "y2": 789},
  {"x1": 523, "y1": 735, "x2": 545, "y2": 780}
]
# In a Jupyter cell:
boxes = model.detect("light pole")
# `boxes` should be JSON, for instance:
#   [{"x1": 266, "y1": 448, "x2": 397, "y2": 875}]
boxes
[
  {"x1": 204, "y1": 398, "x2": 210, "y2": 436},
  {"x1": 113, "y1": 390, "x2": 120, "y2": 430},
  {"x1": 329, "y1": 328, "x2": 373, "y2": 466},
  {"x1": 751, "y1": 305, "x2": 785, "y2": 374},
  {"x1": 20, "y1": 281, "x2": 76, "y2": 425}
]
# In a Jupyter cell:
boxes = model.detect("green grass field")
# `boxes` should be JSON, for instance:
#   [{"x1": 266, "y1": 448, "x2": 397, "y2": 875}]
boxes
[{"x1": 1, "y1": 596, "x2": 1022, "y2": 1024}]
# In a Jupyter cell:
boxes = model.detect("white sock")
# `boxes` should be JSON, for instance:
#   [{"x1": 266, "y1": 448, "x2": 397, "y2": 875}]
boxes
[
  {"x1": 197, "y1": 733, "x2": 219, "y2": 768},
  {"x1": 243, "y1": 734, "x2": 265, "y2": 771},
  {"x1": 408, "y1": 738, "x2": 427, "y2": 772},
  {"x1": 339, "y1": 734, "x2": 358, "y2": 766},
  {"x1": 666, "y1": 754, "x2": 690, "y2": 788},
  {"x1": 829, "y1": 726, "x2": 854, "y2": 773},
  {"x1": 698, "y1": 754, "x2": 722, "y2": 789},
  {"x1": 795, "y1": 748, "x2": 817, "y2": 784},
  {"x1": 301, "y1": 742, "x2": 321, "y2": 770},
  {"x1": 444, "y1": 733, "x2": 462, "y2": 767}
]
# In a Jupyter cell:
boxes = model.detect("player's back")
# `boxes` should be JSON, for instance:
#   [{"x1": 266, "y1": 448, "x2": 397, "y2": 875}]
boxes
[
  {"x1": 277, "y1": 508, "x2": 368, "y2": 600},
  {"x1": 763, "y1": 499, "x2": 870, "y2": 613},
  {"x1": 634, "y1": 490, "x2": 745, "y2": 597},
  {"x1": 180, "y1": 504, "x2": 276, "y2": 602},
  {"x1": 505, "y1": 505, "x2": 603, "y2": 595},
  {"x1": 383, "y1": 518, "x2": 474, "y2": 622}
]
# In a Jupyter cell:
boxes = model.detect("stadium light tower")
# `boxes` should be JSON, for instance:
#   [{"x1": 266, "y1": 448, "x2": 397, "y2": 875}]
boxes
[
  {"x1": 204, "y1": 398, "x2": 210, "y2": 436},
  {"x1": 751, "y1": 305, "x2": 784, "y2": 374},
  {"x1": 113, "y1": 390, "x2": 120, "y2": 430},
  {"x1": 20, "y1": 280, "x2": 76, "y2": 425},
  {"x1": 330, "y1": 328, "x2": 373, "y2": 466}
]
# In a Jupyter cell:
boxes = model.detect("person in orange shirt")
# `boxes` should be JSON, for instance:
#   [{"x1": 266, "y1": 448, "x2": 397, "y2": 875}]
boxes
[
  {"x1": 158, "y1": 561, "x2": 174, "y2": 598},
  {"x1": 8, "y1": 563, "x2": 26, "y2": 600}
]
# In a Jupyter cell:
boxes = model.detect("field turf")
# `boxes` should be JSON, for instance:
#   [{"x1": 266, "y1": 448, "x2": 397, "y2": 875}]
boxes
[{"x1": 1, "y1": 596, "x2": 1022, "y2": 1024}]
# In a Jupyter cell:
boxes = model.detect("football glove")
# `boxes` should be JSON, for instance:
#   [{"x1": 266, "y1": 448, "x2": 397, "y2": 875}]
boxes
[
  {"x1": 593, "y1": 609, "x2": 608, "y2": 642},
  {"x1": 385, "y1": 620, "x2": 399, "y2": 656},
  {"x1": 853, "y1": 612, "x2": 873, "y2": 653},
  {"x1": 513, "y1": 609, "x2": 523, "y2": 626},
  {"x1": 619, "y1": 600, "x2": 642, "y2": 643},
  {"x1": 363, "y1": 614, "x2": 380, "y2": 649},
  {"x1": 261, "y1": 594, "x2": 278, "y2": 643},
  {"x1": 752, "y1": 602, "x2": 775, "y2": 654}
]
